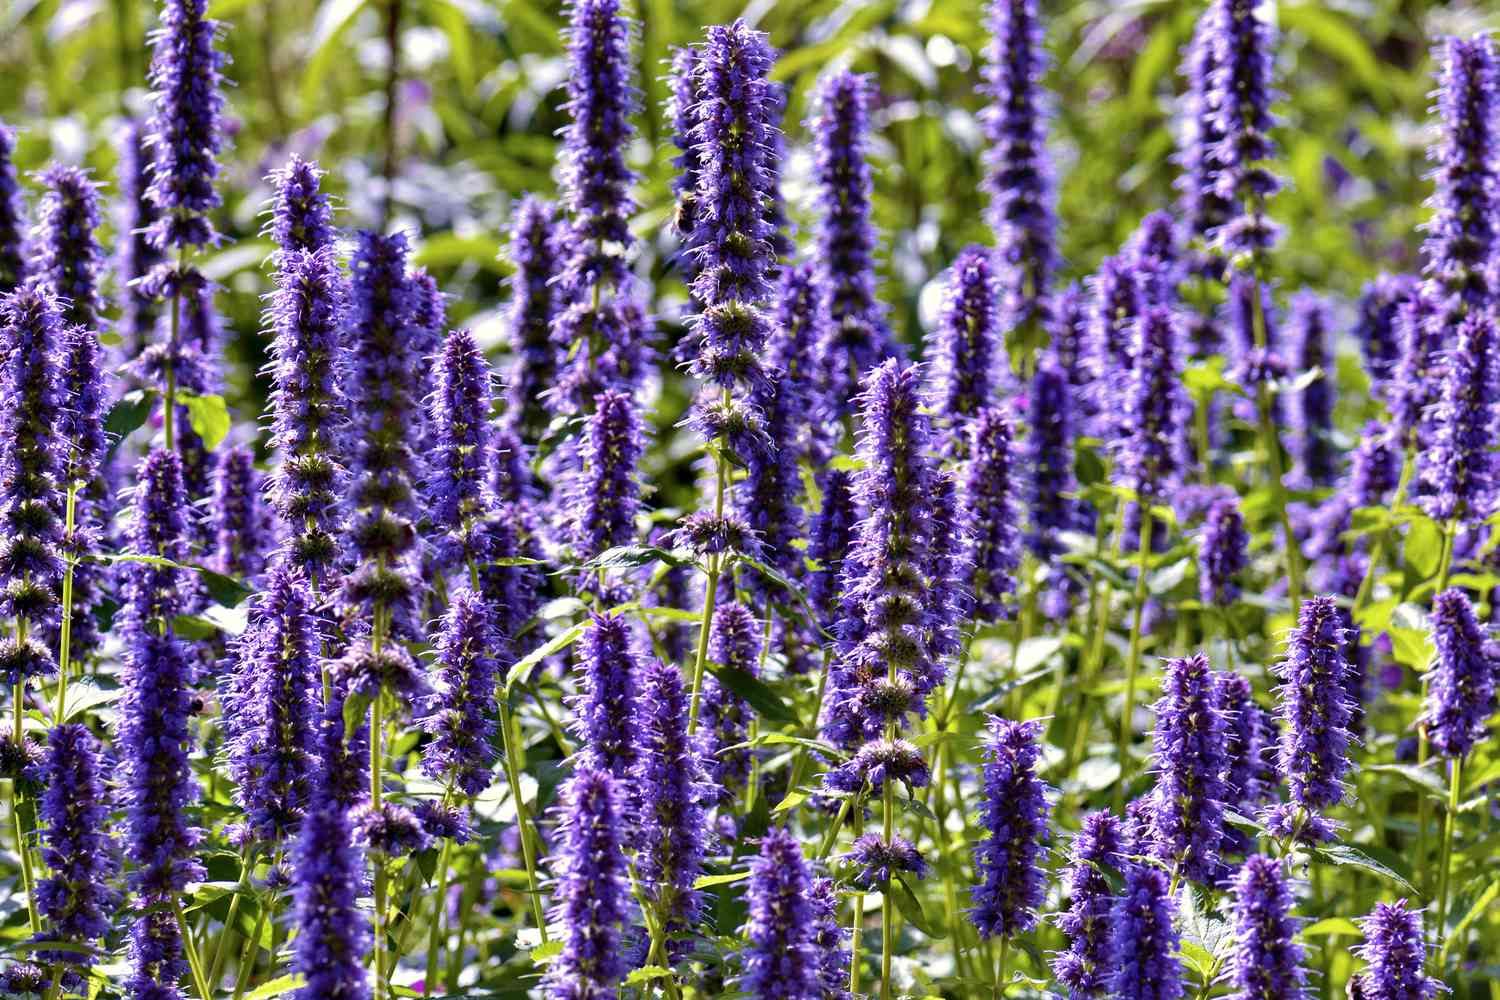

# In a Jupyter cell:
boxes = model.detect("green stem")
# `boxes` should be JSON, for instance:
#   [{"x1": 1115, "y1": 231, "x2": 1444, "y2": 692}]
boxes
[
  {"x1": 423, "y1": 839, "x2": 454, "y2": 995},
  {"x1": 206, "y1": 847, "x2": 254, "y2": 990},
  {"x1": 687, "y1": 418, "x2": 731, "y2": 736},
  {"x1": 881, "y1": 778, "x2": 895, "y2": 1000},
  {"x1": 1245, "y1": 268, "x2": 1304, "y2": 607},
  {"x1": 231, "y1": 897, "x2": 271, "y2": 1000},
  {"x1": 994, "y1": 936, "x2": 1009, "y2": 999},
  {"x1": 371, "y1": 690, "x2": 388, "y2": 1000},
  {"x1": 498, "y1": 701, "x2": 548, "y2": 941},
  {"x1": 1115, "y1": 507, "x2": 1154, "y2": 813},
  {"x1": 1434, "y1": 755, "x2": 1462, "y2": 957},
  {"x1": 163, "y1": 243, "x2": 187, "y2": 452},
  {"x1": 174, "y1": 897, "x2": 215, "y2": 1000},
  {"x1": 53, "y1": 483, "x2": 79, "y2": 722}
]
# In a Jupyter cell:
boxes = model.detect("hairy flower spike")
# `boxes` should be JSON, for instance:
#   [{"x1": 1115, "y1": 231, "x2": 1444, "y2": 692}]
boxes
[
  {"x1": 1228, "y1": 856, "x2": 1309, "y2": 1000},
  {"x1": 931, "y1": 245, "x2": 1004, "y2": 436},
  {"x1": 1027, "y1": 360, "x2": 1082, "y2": 614},
  {"x1": 544, "y1": 766, "x2": 630, "y2": 1000},
  {"x1": 964, "y1": 407, "x2": 1022, "y2": 623},
  {"x1": 0, "y1": 123, "x2": 26, "y2": 292},
  {"x1": 420, "y1": 589, "x2": 502, "y2": 796},
  {"x1": 1116, "y1": 305, "x2": 1189, "y2": 502},
  {"x1": 1267, "y1": 596, "x2": 1354, "y2": 829},
  {"x1": 1423, "y1": 588, "x2": 1499, "y2": 759},
  {"x1": 982, "y1": 0, "x2": 1058, "y2": 323},
  {"x1": 566, "y1": 389, "x2": 644, "y2": 561},
  {"x1": 1053, "y1": 811, "x2": 1126, "y2": 997},
  {"x1": 1287, "y1": 292, "x2": 1336, "y2": 487},
  {"x1": 35, "y1": 164, "x2": 104, "y2": 329},
  {"x1": 118, "y1": 121, "x2": 165, "y2": 359},
  {"x1": 1206, "y1": 0, "x2": 1283, "y2": 256},
  {"x1": 1387, "y1": 288, "x2": 1442, "y2": 446},
  {"x1": 570, "y1": 613, "x2": 640, "y2": 783},
  {"x1": 267, "y1": 155, "x2": 336, "y2": 258},
  {"x1": 741, "y1": 829, "x2": 819, "y2": 1000},
  {"x1": 737, "y1": 370, "x2": 805, "y2": 590},
  {"x1": 970, "y1": 717, "x2": 1051, "y2": 939},
  {"x1": 1199, "y1": 497, "x2": 1248, "y2": 606},
  {"x1": 1351, "y1": 901, "x2": 1442, "y2": 1000},
  {"x1": 701, "y1": 603, "x2": 761, "y2": 806},
  {"x1": 807, "y1": 468, "x2": 856, "y2": 631},
  {"x1": 668, "y1": 46, "x2": 704, "y2": 252},
  {"x1": 1421, "y1": 311, "x2": 1499, "y2": 524},
  {"x1": 427, "y1": 328, "x2": 498, "y2": 565},
  {"x1": 1108, "y1": 865, "x2": 1185, "y2": 1000},
  {"x1": 292, "y1": 800, "x2": 371, "y2": 1000},
  {"x1": 211, "y1": 446, "x2": 274, "y2": 581},
  {"x1": 1215, "y1": 671, "x2": 1277, "y2": 828},
  {"x1": 812, "y1": 70, "x2": 897, "y2": 406},
  {"x1": 1176, "y1": 5, "x2": 1233, "y2": 258},
  {"x1": 1354, "y1": 274, "x2": 1418, "y2": 392},
  {"x1": 504, "y1": 196, "x2": 563, "y2": 441},
  {"x1": 1147, "y1": 653, "x2": 1230, "y2": 883},
  {"x1": 146, "y1": 0, "x2": 227, "y2": 249}
]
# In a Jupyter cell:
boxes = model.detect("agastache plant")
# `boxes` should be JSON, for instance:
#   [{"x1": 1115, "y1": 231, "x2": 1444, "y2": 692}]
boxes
[
  {"x1": 1053, "y1": 811, "x2": 1126, "y2": 998},
  {"x1": 543, "y1": 766, "x2": 630, "y2": 1000},
  {"x1": 503, "y1": 196, "x2": 562, "y2": 442},
  {"x1": 970, "y1": 717, "x2": 1051, "y2": 952},
  {"x1": 1146, "y1": 653, "x2": 1229, "y2": 883},
  {"x1": 1227, "y1": 856, "x2": 1308, "y2": 1000},
  {"x1": 1108, "y1": 865, "x2": 1184, "y2": 1000},
  {"x1": 930, "y1": 244, "x2": 1004, "y2": 442},
  {"x1": 0, "y1": 123, "x2": 26, "y2": 292},
  {"x1": 35, "y1": 164, "x2": 104, "y2": 329},
  {"x1": 741, "y1": 829, "x2": 820, "y2": 1000},
  {"x1": 1351, "y1": 901, "x2": 1442, "y2": 1000}
]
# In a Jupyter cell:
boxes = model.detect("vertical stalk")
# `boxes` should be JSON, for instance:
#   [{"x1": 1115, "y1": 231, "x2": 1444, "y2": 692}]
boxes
[
  {"x1": 881, "y1": 776, "x2": 895, "y2": 1000},
  {"x1": 1434, "y1": 755, "x2": 1462, "y2": 958},
  {"x1": 163, "y1": 244, "x2": 186, "y2": 451},
  {"x1": 423, "y1": 839, "x2": 454, "y2": 995},
  {"x1": 686, "y1": 443, "x2": 729, "y2": 736},
  {"x1": 370, "y1": 692, "x2": 388, "y2": 1000},
  {"x1": 497, "y1": 701, "x2": 548, "y2": 941},
  {"x1": 53, "y1": 483, "x2": 80, "y2": 721},
  {"x1": 1114, "y1": 507, "x2": 1154, "y2": 813},
  {"x1": 174, "y1": 897, "x2": 215, "y2": 1000}
]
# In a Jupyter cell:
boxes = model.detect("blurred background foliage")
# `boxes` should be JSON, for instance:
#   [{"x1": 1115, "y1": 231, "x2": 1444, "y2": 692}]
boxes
[{"x1": 0, "y1": 0, "x2": 1497, "y2": 425}]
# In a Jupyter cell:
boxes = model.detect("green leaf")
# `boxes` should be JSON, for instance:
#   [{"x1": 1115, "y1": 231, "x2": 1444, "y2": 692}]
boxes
[
  {"x1": 1301, "y1": 917, "x2": 1361, "y2": 937},
  {"x1": 178, "y1": 392, "x2": 232, "y2": 450},
  {"x1": 505, "y1": 620, "x2": 589, "y2": 694},
  {"x1": 197, "y1": 567, "x2": 255, "y2": 608},
  {"x1": 693, "y1": 871, "x2": 751, "y2": 890},
  {"x1": 1442, "y1": 881, "x2": 1498, "y2": 958},
  {"x1": 583, "y1": 544, "x2": 692, "y2": 573},
  {"x1": 1014, "y1": 636, "x2": 1065, "y2": 674},
  {"x1": 1403, "y1": 516, "x2": 1445, "y2": 579},
  {"x1": 529, "y1": 940, "x2": 564, "y2": 966},
  {"x1": 623, "y1": 966, "x2": 673, "y2": 986},
  {"x1": 342, "y1": 690, "x2": 374, "y2": 747},
  {"x1": 240, "y1": 975, "x2": 305, "y2": 1000},
  {"x1": 105, "y1": 390, "x2": 155, "y2": 443},
  {"x1": 301, "y1": 0, "x2": 368, "y2": 109},
  {"x1": 1312, "y1": 844, "x2": 1418, "y2": 896},
  {"x1": 706, "y1": 663, "x2": 798, "y2": 726},
  {"x1": 1365, "y1": 763, "x2": 1447, "y2": 799},
  {"x1": 891, "y1": 878, "x2": 945, "y2": 939},
  {"x1": 1281, "y1": 4, "x2": 1388, "y2": 103}
]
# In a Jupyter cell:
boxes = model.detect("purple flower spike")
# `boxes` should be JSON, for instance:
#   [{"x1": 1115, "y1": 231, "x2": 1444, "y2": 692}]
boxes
[
  {"x1": 701, "y1": 602, "x2": 761, "y2": 805},
  {"x1": 0, "y1": 123, "x2": 26, "y2": 292},
  {"x1": 1286, "y1": 292, "x2": 1336, "y2": 487},
  {"x1": 1206, "y1": 0, "x2": 1283, "y2": 257},
  {"x1": 1116, "y1": 305, "x2": 1189, "y2": 503},
  {"x1": 226, "y1": 566, "x2": 322, "y2": 842},
  {"x1": 970, "y1": 717, "x2": 1051, "y2": 939},
  {"x1": 1266, "y1": 596, "x2": 1354, "y2": 827},
  {"x1": 1108, "y1": 865, "x2": 1185, "y2": 1000},
  {"x1": 931, "y1": 245, "x2": 1004, "y2": 436},
  {"x1": 420, "y1": 588, "x2": 501, "y2": 797},
  {"x1": 1354, "y1": 274, "x2": 1418, "y2": 392},
  {"x1": 807, "y1": 469, "x2": 857, "y2": 632},
  {"x1": 1421, "y1": 311, "x2": 1499, "y2": 524},
  {"x1": 565, "y1": 388, "x2": 644, "y2": 561},
  {"x1": 1053, "y1": 811, "x2": 1126, "y2": 997},
  {"x1": 292, "y1": 800, "x2": 371, "y2": 1000},
  {"x1": 1148, "y1": 654, "x2": 1230, "y2": 883},
  {"x1": 981, "y1": 0, "x2": 1058, "y2": 325},
  {"x1": 737, "y1": 370, "x2": 806, "y2": 591},
  {"x1": 35, "y1": 724, "x2": 121, "y2": 971},
  {"x1": 118, "y1": 121, "x2": 165, "y2": 357},
  {"x1": 1176, "y1": 5, "x2": 1233, "y2": 258},
  {"x1": 544, "y1": 766, "x2": 631, "y2": 1000},
  {"x1": 1086, "y1": 255, "x2": 1142, "y2": 434},
  {"x1": 1387, "y1": 287, "x2": 1442, "y2": 446},
  {"x1": 504, "y1": 196, "x2": 563, "y2": 441},
  {"x1": 812, "y1": 70, "x2": 897, "y2": 406},
  {"x1": 35, "y1": 164, "x2": 105, "y2": 330},
  {"x1": 1214, "y1": 672, "x2": 1277, "y2": 830},
  {"x1": 1026, "y1": 360, "x2": 1082, "y2": 577},
  {"x1": 146, "y1": 0, "x2": 227, "y2": 249},
  {"x1": 1227, "y1": 856, "x2": 1309, "y2": 1000},
  {"x1": 844, "y1": 833, "x2": 927, "y2": 889},
  {"x1": 964, "y1": 407, "x2": 1022, "y2": 624},
  {"x1": 810, "y1": 877, "x2": 852, "y2": 1000},
  {"x1": 1198, "y1": 497, "x2": 1248, "y2": 606},
  {"x1": 267, "y1": 155, "x2": 336, "y2": 258},
  {"x1": 570, "y1": 613, "x2": 641, "y2": 783},
  {"x1": 1351, "y1": 900, "x2": 1442, "y2": 1000},
  {"x1": 210, "y1": 446, "x2": 274, "y2": 581},
  {"x1": 1423, "y1": 35, "x2": 1500, "y2": 315},
  {"x1": 427, "y1": 328, "x2": 497, "y2": 564},
  {"x1": 766, "y1": 261, "x2": 832, "y2": 455},
  {"x1": 266, "y1": 244, "x2": 347, "y2": 586},
  {"x1": 632, "y1": 658, "x2": 709, "y2": 942},
  {"x1": 741, "y1": 828, "x2": 819, "y2": 1000},
  {"x1": 668, "y1": 45, "x2": 704, "y2": 253},
  {"x1": 1423, "y1": 588, "x2": 1499, "y2": 759}
]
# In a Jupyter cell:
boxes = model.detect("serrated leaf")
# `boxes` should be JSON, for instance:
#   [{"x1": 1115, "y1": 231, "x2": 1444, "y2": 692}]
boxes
[
  {"x1": 342, "y1": 690, "x2": 374, "y2": 747},
  {"x1": 1312, "y1": 844, "x2": 1418, "y2": 896},
  {"x1": 529, "y1": 940, "x2": 564, "y2": 966},
  {"x1": 583, "y1": 544, "x2": 692, "y2": 573},
  {"x1": 178, "y1": 392, "x2": 232, "y2": 450},
  {"x1": 706, "y1": 663, "x2": 798, "y2": 726},
  {"x1": 1365, "y1": 763, "x2": 1447, "y2": 799},
  {"x1": 105, "y1": 390, "x2": 154, "y2": 444},
  {"x1": 624, "y1": 966, "x2": 672, "y2": 986}
]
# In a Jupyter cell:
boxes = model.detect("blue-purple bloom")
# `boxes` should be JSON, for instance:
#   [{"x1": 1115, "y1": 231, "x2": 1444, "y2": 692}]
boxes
[
  {"x1": 807, "y1": 469, "x2": 856, "y2": 632},
  {"x1": 844, "y1": 833, "x2": 927, "y2": 889},
  {"x1": 210, "y1": 446, "x2": 274, "y2": 581},
  {"x1": 1227, "y1": 855, "x2": 1308, "y2": 1000},
  {"x1": 1148, "y1": 654, "x2": 1230, "y2": 883},
  {"x1": 35, "y1": 724, "x2": 121, "y2": 970},
  {"x1": 565, "y1": 389, "x2": 644, "y2": 561},
  {"x1": 931, "y1": 245, "x2": 1004, "y2": 436},
  {"x1": 765, "y1": 261, "x2": 832, "y2": 458},
  {"x1": 118, "y1": 120, "x2": 165, "y2": 358},
  {"x1": 824, "y1": 737, "x2": 931, "y2": 795},
  {"x1": 809, "y1": 877, "x2": 851, "y2": 1000},
  {"x1": 1176, "y1": 4, "x2": 1233, "y2": 257},
  {"x1": 970, "y1": 717, "x2": 1051, "y2": 939},
  {"x1": 668, "y1": 45, "x2": 704, "y2": 252},
  {"x1": 291, "y1": 799, "x2": 371, "y2": 1000},
  {"x1": 812, "y1": 70, "x2": 897, "y2": 405},
  {"x1": 503, "y1": 196, "x2": 562, "y2": 441},
  {"x1": 1387, "y1": 288, "x2": 1442, "y2": 446},
  {"x1": 570, "y1": 613, "x2": 640, "y2": 782},
  {"x1": 420, "y1": 588, "x2": 501, "y2": 796},
  {"x1": 145, "y1": 0, "x2": 227, "y2": 249},
  {"x1": 1420, "y1": 311, "x2": 1499, "y2": 524},
  {"x1": 1286, "y1": 292, "x2": 1336, "y2": 487},
  {"x1": 1116, "y1": 306, "x2": 1189, "y2": 502},
  {"x1": 741, "y1": 828, "x2": 819, "y2": 1000},
  {"x1": 0, "y1": 123, "x2": 26, "y2": 292},
  {"x1": 1199, "y1": 497, "x2": 1248, "y2": 606},
  {"x1": 1107, "y1": 865, "x2": 1184, "y2": 1000},
  {"x1": 1206, "y1": 0, "x2": 1283, "y2": 256},
  {"x1": 1026, "y1": 360, "x2": 1082, "y2": 597},
  {"x1": 964, "y1": 407, "x2": 1022, "y2": 623},
  {"x1": 1423, "y1": 588, "x2": 1498, "y2": 759},
  {"x1": 544, "y1": 766, "x2": 630, "y2": 1000},
  {"x1": 1351, "y1": 900, "x2": 1442, "y2": 1000},
  {"x1": 427, "y1": 328, "x2": 497, "y2": 566},
  {"x1": 35, "y1": 164, "x2": 104, "y2": 329},
  {"x1": 737, "y1": 369, "x2": 806, "y2": 590},
  {"x1": 981, "y1": 0, "x2": 1058, "y2": 324},
  {"x1": 1215, "y1": 672, "x2": 1278, "y2": 832},
  {"x1": 1052, "y1": 811, "x2": 1126, "y2": 998},
  {"x1": 1354, "y1": 274, "x2": 1418, "y2": 392},
  {"x1": 266, "y1": 155, "x2": 337, "y2": 258},
  {"x1": 701, "y1": 602, "x2": 761, "y2": 805}
]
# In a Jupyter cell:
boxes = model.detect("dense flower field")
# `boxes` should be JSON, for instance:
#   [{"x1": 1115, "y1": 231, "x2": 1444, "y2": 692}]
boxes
[{"x1": 0, "y1": 0, "x2": 1497, "y2": 998}]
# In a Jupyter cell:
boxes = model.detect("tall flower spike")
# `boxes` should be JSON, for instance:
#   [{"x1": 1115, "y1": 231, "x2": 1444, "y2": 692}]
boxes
[
  {"x1": 0, "y1": 285, "x2": 66, "y2": 644},
  {"x1": 1354, "y1": 273, "x2": 1417, "y2": 393},
  {"x1": 1115, "y1": 305, "x2": 1189, "y2": 503},
  {"x1": 145, "y1": 0, "x2": 227, "y2": 250},
  {"x1": 1215, "y1": 671, "x2": 1277, "y2": 829},
  {"x1": 1227, "y1": 856, "x2": 1308, "y2": 1000},
  {"x1": 544, "y1": 766, "x2": 630, "y2": 1000},
  {"x1": 741, "y1": 829, "x2": 819, "y2": 1000},
  {"x1": 420, "y1": 588, "x2": 501, "y2": 796},
  {"x1": 1386, "y1": 287, "x2": 1442, "y2": 446},
  {"x1": 427, "y1": 328, "x2": 497, "y2": 567},
  {"x1": 267, "y1": 155, "x2": 336, "y2": 259},
  {"x1": 1147, "y1": 653, "x2": 1230, "y2": 883},
  {"x1": 1206, "y1": 0, "x2": 1283, "y2": 257},
  {"x1": 981, "y1": 0, "x2": 1058, "y2": 324},
  {"x1": 292, "y1": 800, "x2": 371, "y2": 1000},
  {"x1": 1198, "y1": 497, "x2": 1248, "y2": 607},
  {"x1": 566, "y1": 388, "x2": 645, "y2": 562},
  {"x1": 1108, "y1": 865, "x2": 1185, "y2": 1000},
  {"x1": 1026, "y1": 359, "x2": 1082, "y2": 613},
  {"x1": 1175, "y1": 3, "x2": 1233, "y2": 260},
  {"x1": 226, "y1": 567, "x2": 322, "y2": 842},
  {"x1": 1423, "y1": 587, "x2": 1499, "y2": 759},
  {"x1": 964, "y1": 406, "x2": 1022, "y2": 623},
  {"x1": 56, "y1": 325, "x2": 108, "y2": 658},
  {"x1": 766, "y1": 260, "x2": 832, "y2": 459},
  {"x1": 265, "y1": 244, "x2": 347, "y2": 586},
  {"x1": 1351, "y1": 900, "x2": 1442, "y2": 1000},
  {"x1": 1420, "y1": 311, "x2": 1499, "y2": 524},
  {"x1": 1286, "y1": 292, "x2": 1335, "y2": 487},
  {"x1": 503, "y1": 196, "x2": 562, "y2": 441},
  {"x1": 811, "y1": 70, "x2": 897, "y2": 407},
  {"x1": 824, "y1": 360, "x2": 942, "y2": 748},
  {"x1": 809, "y1": 877, "x2": 852, "y2": 1000},
  {"x1": 667, "y1": 46, "x2": 704, "y2": 253},
  {"x1": 700, "y1": 602, "x2": 761, "y2": 808},
  {"x1": 807, "y1": 468, "x2": 856, "y2": 632},
  {"x1": 342, "y1": 231, "x2": 425, "y2": 631},
  {"x1": 1423, "y1": 35, "x2": 1500, "y2": 316},
  {"x1": 930, "y1": 245, "x2": 1004, "y2": 439},
  {"x1": 737, "y1": 369, "x2": 806, "y2": 591},
  {"x1": 35, "y1": 724, "x2": 121, "y2": 972},
  {"x1": 0, "y1": 123, "x2": 26, "y2": 292},
  {"x1": 210, "y1": 446, "x2": 274, "y2": 581},
  {"x1": 569, "y1": 613, "x2": 640, "y2": 782},
  {"x1": 35, "y1": 165, "x2": 104, "y2": 330},
  {"x1": 632, "y1": 658, "x2": 710, "y2": 945},
  {"x1": 118, "y1": 121, "x2": 164, "y2": 358},
  {"x1": 970, "y1": 717, "x2": 1051, "y2": 939},
  {"x1": 1263, "y1": 595, "x2": 1354, "y2": 841},
  {"x1": 1052, "y1": 811, "x2": 1126, "y2": 998},
  {"x1": 1086, "y1": 255, "x2": 1141, "y2": 436}
]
